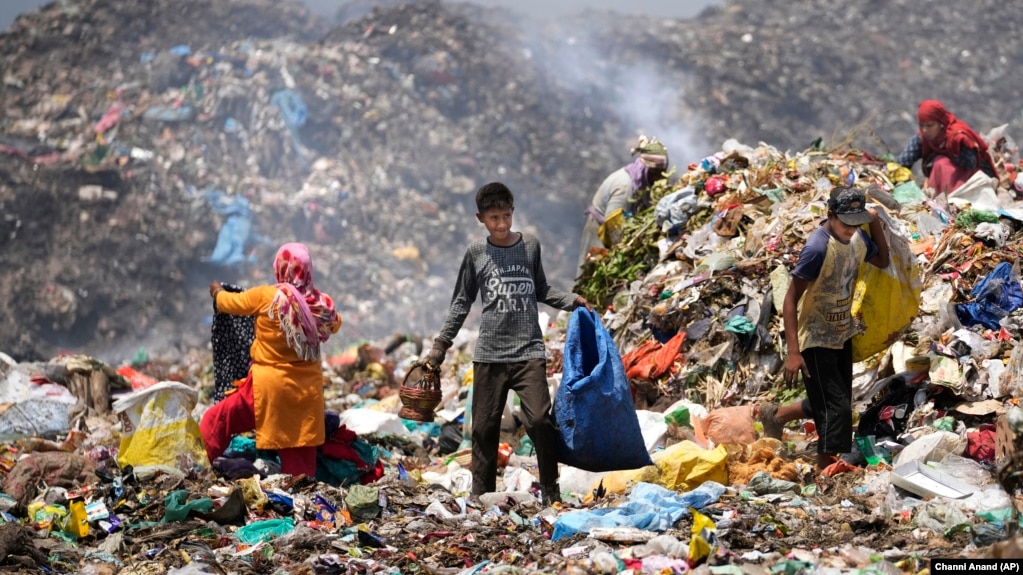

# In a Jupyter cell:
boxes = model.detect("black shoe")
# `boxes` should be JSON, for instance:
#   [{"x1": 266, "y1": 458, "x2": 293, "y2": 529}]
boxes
[{"x1": 541, "y1": 484, "x2": 561, "y2": 506}]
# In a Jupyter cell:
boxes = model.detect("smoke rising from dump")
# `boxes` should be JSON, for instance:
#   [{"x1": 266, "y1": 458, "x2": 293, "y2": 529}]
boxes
[{"x1": 4, "y1": 0, "x2": 1020, "y2": 364}]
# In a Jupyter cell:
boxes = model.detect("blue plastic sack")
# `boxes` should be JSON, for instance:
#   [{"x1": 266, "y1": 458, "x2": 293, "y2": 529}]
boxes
[
  {"x1": 271, "y1": 89, "x2": 308, "y2": 130},
  {"x1": 270, "y1": 89, "x2": 311, "y2": 167},
  {"x1": 202, "y1": 190, "x2": 254, "y2": 266},
  {"x1": 956, "y1": 261, "x2": 1023, "y2": 330},
  {"x1": 554, "y1": 308, "x2": 653, "y2": 471}
]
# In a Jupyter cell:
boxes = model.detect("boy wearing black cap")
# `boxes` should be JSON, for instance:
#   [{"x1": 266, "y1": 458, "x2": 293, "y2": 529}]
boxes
[{"x1": 759, "y1": 186, "x2": 890, "y2": 471}]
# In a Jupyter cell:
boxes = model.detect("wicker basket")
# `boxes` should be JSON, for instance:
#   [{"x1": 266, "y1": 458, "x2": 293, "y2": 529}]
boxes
[
  {"x1": 448, "y1": 448, "x2": 472, "y2": 466},
  {"x1": 398, "y1": 365, "x2": 441, "y2": 422}
]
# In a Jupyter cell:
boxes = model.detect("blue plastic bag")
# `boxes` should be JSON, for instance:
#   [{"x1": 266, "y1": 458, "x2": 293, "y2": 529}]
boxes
[
  {"x1": 202, "y1": 190, "x2": 254, "y2": 266},
  {"x1": 553, "y1": 308, "x2": 653, "y2": 471},
  {"x1": 271, "y1": 89, "x2": 308, "y2": 130},
  {"x1": 956, "y1": 261, "x2": 1023, "y2": 330},
  {"x1": 551, "y1": 481, "x2": 725, "y2": 541}
]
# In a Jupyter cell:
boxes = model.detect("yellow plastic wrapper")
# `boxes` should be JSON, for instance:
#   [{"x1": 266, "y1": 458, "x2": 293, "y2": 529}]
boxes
[
  {"x1": 30, "y1": 503, "x2": 67, "y2": 531},
  {"x1": 688, "y1": 508, "x2": 717, "y2": 564},
  {"x1": 239, "y1": 476, "x2": 269, "y2": 512},
  {"x1": 887, "y1": 162, "x2": 913, "y2": 183},
  {"x1": 598, "y1": 208, "x2": 625, "y2": 247}
]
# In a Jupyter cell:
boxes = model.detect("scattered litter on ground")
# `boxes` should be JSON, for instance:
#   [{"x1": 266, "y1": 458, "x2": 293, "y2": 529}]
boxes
[{"x1": 4, "y1": 0, "x2": 1023, "y2": 572}]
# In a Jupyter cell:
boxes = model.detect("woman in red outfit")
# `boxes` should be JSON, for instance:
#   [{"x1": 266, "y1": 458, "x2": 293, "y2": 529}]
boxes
[
  {"x1": 200, "y1": 243, "x2": 340, "y2": 477},
  {"x1": 897, "y1": 99, "x2": 996, "y2": 195}
]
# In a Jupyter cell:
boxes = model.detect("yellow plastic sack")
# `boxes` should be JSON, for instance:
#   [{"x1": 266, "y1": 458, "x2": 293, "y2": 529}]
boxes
[
  {"x1": 851, "y1": 212, "x2": 922, "y2": 362},
  {"x1": 598, "y1": 208, "x2": 625, "y2": 247},
  {"x1": 653, "y1": 440, "x2": 729, "y2": 491},
  {"x1": 112, "y1": 381, "x2": 209, "y2": 470},
  {"x1": 589, "y1": 464, "x2": 661, "y2": 497}
]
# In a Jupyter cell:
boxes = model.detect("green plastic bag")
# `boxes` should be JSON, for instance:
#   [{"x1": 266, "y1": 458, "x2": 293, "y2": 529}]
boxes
[
  {"x1": 235, "y1": 518, "x2": 295, "y2": 544},
  {"x1": 162, "y1": 490, "x2": 213, "y2": 523},
  {"x1": 664, "y1": 406, "x2": 691, "y2": 428},
  {"x1": 892, "y1": 181, "x2": 926, "y2": 205},
  {"x1": 955, "y1": 209, "x2": 999, "y2": 229},
  {"x1": 516, "y1": 436, "x2": 535, "y2": 456},
  {"x1": 344, "y1": 485, "x2": 381, "y2": 522}
]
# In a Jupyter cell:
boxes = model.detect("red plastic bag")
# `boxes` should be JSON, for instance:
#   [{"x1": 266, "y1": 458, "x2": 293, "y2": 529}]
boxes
[
  {"x1": 819, "y1": 459, "x2": 861, "y2": 477},
  {"x1": 116, "y1": 366, "x2": 158, "y2": 391},
  {"x1": 966, "y1": 423, "x2": 997, "y2": 463}
]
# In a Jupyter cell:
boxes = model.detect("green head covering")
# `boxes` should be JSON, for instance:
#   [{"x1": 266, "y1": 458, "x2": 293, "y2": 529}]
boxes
[{"x1": 631, "y1": 136, "x2": 668, "y2": 167}]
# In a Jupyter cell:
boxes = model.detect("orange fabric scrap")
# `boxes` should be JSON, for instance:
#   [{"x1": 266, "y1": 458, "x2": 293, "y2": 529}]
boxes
[
  {"x1": 621, "y1": 331, "x2": 686, "y2": 381},
  {"x1": 115, "y1": 366, "x2": 158, "y2": 391},
  {"x1": 819, "y1": 459, "x2": 861, "y2": 477}
]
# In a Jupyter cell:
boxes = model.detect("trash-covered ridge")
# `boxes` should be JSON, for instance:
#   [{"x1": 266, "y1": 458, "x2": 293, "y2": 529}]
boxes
[{"x1": 4, "y1": 0, "x2": 1023, "y2": 360}]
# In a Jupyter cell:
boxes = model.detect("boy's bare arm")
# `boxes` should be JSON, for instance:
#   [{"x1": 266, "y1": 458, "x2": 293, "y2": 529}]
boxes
[
  {"x1": 866, "y1": 208, "x2": 890, "y2": 269},
  {"x1": 782, "y1": 277, "x2": 810, "y2": 383}
]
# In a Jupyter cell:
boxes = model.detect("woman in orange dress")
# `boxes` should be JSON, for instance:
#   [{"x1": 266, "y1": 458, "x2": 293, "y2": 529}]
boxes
[{"x1": 200, "y1": 243, "x2": 341, "y2": 477}]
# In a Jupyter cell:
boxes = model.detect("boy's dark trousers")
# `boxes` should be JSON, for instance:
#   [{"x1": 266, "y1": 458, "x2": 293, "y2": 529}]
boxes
[{"x1": 470, "y1": 359, "x2": 558, "y2": 495}]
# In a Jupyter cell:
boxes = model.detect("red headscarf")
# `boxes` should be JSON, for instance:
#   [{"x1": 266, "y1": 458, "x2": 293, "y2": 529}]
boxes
[
  {"x1": 917, "y1": 99, "x2": 995, "y2": 177},
  {"x1": 268, "y1": 243, "x2": 338, "y2": 361}
]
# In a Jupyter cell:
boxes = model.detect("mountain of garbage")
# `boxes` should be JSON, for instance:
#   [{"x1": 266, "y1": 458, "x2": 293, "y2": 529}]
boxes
[
  {"x1": 4, "y1": 0, "x2": 1023, "y2": 572},
  {"x1": 0, "y1": 0, "x2": 1020, "y2": 366}
]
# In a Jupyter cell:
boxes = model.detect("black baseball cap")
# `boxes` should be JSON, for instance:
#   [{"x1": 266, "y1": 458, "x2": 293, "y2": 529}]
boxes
[{"x1": 828, "y1": 186, "x2": 873, "y2": 226}]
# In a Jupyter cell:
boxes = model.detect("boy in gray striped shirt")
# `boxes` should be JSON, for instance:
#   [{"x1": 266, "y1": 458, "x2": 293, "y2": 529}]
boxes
[{"x1": 421, "y1": 182, "x2": 590, "y2": 504}]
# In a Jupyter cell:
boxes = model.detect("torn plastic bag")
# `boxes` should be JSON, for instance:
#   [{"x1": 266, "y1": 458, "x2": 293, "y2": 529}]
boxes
[
  {"x1": 696, "y1": 405, "x2": 756, "y2": 446},
  {"x1": 551, "y1": 481, "x2": 724, "y2": 541},
  {"x1": 947, "y1": 171, "x2": 1002, "y2": 212},
  {"x1": 112, "y1": 381, "x2": 209, "y2": 471},
  {"x1": 270, "y1": 89, "x2": 311, "y2": 167},
  {"x1": 271, "y1": 89, "x2": 308, "y2": 131},
  {"x1": 956, "y1": 261, "x2": 1023, "y2": 330},
  {"x1": 654, "y1": 186, "x2": 698, "y2": 234},
  {"x1": 554, "y1": 308, "x2": 653, "y2": 472},
  {"x1": 142, "y1": 105, "x2": 195, "y2": 123}
]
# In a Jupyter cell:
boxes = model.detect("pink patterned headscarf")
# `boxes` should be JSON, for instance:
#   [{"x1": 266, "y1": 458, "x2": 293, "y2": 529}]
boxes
[{"x1": 268, "y1": 243, "x2": 338, "y2": 360}]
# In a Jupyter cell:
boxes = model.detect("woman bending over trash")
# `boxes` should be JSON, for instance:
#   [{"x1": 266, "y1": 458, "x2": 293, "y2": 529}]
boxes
[
  {"x1": 897, "y1": 99, "x2": 996, "y2": 196},
  {"x1": 577, "y1": 136, "x2": 668, "y2": 276},
  {"x1": 200, "y1": 242, "x2": 341, "y2": 477}
]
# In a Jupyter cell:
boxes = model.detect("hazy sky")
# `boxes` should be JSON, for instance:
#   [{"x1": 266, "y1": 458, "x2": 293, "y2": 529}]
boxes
[{"x1": 2, "y1": 0, "x2": 717, "y2": 30}]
